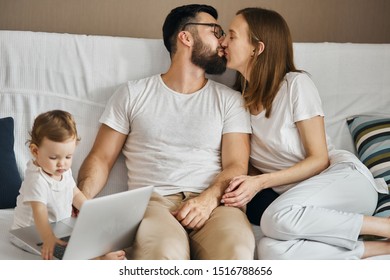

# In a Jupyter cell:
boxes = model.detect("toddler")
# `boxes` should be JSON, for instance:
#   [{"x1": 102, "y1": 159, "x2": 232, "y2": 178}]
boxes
[{"x1": 11, "y1": 110, "x2": 125, "y2": 260}]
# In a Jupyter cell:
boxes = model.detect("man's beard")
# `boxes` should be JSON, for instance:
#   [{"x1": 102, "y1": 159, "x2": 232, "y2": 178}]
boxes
[{"x1": 191, "y1": 36, "x2": 227, "y2": 75}]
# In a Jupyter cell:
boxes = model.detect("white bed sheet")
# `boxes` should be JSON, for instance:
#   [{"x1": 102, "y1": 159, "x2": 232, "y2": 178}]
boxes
[{"x1": 0, "y1": 209, "x2": 40, "y2": 260}]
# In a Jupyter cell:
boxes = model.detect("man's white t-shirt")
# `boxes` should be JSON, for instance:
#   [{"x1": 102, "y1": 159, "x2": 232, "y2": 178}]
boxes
[
  {"x1": 100, "y1": 74, "x2": 251, "y2": 196},
  {"x1": 12, "y1": 160, "x2": 76, "y2": 229},
  {"x1": 250, "y1": 72, "x2": 387, "y2": 194}
]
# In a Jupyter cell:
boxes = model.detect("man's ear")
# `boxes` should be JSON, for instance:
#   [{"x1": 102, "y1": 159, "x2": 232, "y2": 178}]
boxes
[
  {"x1": 29, "y1": 144, "x2": 39, "y2": 158},
  {"x1": 178, "y1": 31, "x2": 193, "y2": 47}
]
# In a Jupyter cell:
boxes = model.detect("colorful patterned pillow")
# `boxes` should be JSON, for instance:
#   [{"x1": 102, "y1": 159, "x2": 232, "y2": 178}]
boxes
[{"x1": 347, "y1": 116, "x2": 390, "y2": 217}]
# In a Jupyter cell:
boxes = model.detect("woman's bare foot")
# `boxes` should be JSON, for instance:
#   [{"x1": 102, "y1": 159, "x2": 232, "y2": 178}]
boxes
[
  {"x1": 362, "y1": 240, "x2": 390, "y2": 258},
  {"x1": 361, "y1": 216, "x2": 390, "y2": 239},
  {"x1": 94, "y1": 250, "x2": 126, "y2": 260}
]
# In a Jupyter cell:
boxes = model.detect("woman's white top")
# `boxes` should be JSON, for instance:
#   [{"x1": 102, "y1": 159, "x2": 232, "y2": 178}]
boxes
[{"x1": 250, "y1": 72, "x2": 388, "y2": 194}]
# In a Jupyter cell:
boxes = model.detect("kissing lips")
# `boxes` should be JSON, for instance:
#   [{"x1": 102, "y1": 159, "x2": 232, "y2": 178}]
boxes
[{"x1": 217, "y1": 47, "x2": 225, "y2": 57}]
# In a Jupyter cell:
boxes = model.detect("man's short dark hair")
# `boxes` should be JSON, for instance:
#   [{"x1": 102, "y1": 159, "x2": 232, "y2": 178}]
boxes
[{"x1": 162, "y1": 4, "x2": 218, "y2": 56}]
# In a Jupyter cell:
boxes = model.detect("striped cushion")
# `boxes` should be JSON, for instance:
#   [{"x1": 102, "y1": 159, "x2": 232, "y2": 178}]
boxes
[{"x1": 347, "y1": 116, "x2": 390, "y2": 217}]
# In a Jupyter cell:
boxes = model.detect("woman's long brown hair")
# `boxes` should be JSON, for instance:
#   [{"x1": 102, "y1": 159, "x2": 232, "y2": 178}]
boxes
[{"x1": 234, "y1": 7, "x2": 301, "y2": 118}]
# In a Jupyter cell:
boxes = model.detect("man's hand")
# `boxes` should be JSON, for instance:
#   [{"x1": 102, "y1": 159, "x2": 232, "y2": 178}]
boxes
[{"x1": 171, "y1": 195, "x2": 216, "y2": 230}]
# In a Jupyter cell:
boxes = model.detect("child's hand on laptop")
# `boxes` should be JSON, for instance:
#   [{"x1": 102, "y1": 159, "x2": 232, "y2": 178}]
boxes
[
  {"x1": 30, "y1": 201, "x2": 68, "y2": 259},
  {"x1": 41, "y1": 234, "x2": 68, "y2": 260}
]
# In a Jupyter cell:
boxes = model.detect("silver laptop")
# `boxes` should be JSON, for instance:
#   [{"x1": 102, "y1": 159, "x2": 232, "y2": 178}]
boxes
[{"x1": 9, "y1": 186, "x2": 153, "y2": 260}]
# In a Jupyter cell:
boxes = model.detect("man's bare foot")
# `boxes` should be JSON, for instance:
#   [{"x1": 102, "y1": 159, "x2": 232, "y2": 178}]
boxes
[{"x1": 94, "y1": 250, "x2": 126, "y2": 260}]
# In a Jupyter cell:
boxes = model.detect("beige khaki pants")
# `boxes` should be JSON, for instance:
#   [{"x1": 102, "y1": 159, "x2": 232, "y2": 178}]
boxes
[{"x1": 127, "y1": 191, "x2": 255, "y2": 260}]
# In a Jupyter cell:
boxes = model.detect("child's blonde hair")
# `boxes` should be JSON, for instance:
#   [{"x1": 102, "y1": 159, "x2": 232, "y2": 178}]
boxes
[{"x1": 28, "y1": 110, "x2": 80, "y2": 147}]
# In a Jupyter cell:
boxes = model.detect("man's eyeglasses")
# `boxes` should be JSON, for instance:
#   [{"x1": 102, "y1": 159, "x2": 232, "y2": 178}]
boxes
[{"x1": 182, "y1": 22, "x2": 226, "y2": 39}]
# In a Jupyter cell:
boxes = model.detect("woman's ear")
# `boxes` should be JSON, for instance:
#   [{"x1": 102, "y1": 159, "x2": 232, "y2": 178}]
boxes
[
  {"x1": 257, "y1": 41, "x2": 265, "y2": 56},
  {"x1": 29, "y1": 144, "x2": 39, "y2": 158}
]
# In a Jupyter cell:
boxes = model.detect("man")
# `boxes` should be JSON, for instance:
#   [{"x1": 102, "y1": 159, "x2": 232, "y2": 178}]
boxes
[{"x1": 77, "y1": 4, "x2": 255, "y2": 260}]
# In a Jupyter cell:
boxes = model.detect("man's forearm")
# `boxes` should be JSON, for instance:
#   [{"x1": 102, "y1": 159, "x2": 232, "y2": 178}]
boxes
[
  {"x1": 77, "y1": 154, "x2": 110, "y2": 199},
  {"x1": 202, "y1": 162, "x2": 248, "y2": 208},
  {"x1": 78, "y1": 124, "x2": 127, "y2": 198},
  {"x1": 203, "y1": 132, "x2": 250, "y2": 207}
]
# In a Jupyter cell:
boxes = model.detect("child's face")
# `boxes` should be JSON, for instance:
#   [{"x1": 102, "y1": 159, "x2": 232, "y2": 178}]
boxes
[{"x1": 30, "y1": 137, "x2": 77, "y2": 180}]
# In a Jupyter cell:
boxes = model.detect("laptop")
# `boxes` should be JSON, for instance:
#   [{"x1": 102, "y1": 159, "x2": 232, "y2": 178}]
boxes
[{"x1": 9, "y1": 186, "x2": 153, "y2": 260}]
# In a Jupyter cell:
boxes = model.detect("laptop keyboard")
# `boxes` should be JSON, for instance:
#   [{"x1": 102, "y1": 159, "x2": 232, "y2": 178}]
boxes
[{"x1": 37, "y1": 235, "x2": 70, "y2": 260}]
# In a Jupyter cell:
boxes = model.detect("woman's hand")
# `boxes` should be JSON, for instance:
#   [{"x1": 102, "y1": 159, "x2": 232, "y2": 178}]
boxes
[{"x1": 222, "y1": 174, "x2": 269, "y2": 208}]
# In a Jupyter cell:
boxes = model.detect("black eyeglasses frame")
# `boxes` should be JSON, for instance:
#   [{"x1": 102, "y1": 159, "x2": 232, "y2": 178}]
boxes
[{"x1": 182, "y1": 22, "x2": 226, "y2": 39}]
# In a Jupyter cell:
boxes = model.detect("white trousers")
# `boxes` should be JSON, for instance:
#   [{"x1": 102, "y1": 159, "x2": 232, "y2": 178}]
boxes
[{"x1": 259, "y1": 163, "x2": 378, "y2": 259}]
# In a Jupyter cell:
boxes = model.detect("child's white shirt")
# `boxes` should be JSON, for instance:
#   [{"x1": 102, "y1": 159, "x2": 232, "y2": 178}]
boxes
[{"x1": 12, "y1": 160, "x2": 76, "y2": 229}]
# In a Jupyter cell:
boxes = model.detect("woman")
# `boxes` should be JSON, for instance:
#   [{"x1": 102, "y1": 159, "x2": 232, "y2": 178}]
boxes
[{"x1": 221, "y1": 7, "x2": 390, "y2": 259}]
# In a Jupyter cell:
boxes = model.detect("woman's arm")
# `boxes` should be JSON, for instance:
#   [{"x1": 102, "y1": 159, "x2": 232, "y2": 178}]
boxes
[
  {"x1": 222, "y1": 116, "x2": 329, "y2": 207},
  {"x1": 266, "y1": 115, "x2": 330, "y2": 187}
]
